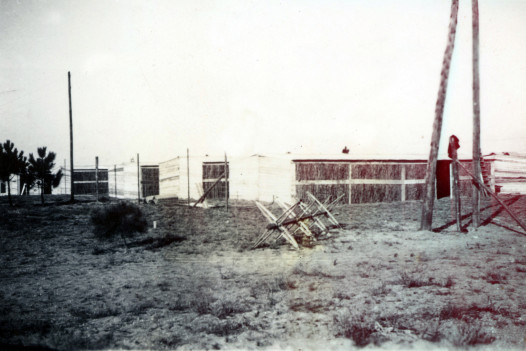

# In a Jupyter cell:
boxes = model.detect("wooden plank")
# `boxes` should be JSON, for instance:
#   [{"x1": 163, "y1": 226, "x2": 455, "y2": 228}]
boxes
[
  {"x1": 307, "y1": 191, "x2": 340, "y2": 228},
  {"x1": 326, "y1": 193, "x2": 345, "y2": 211},
  {"x1": 295, "y1": 179, "x2": 427, "y2": 185},
  {"x1": 299, "y1": 201, "x2": 328, "y2": 234},
  {"x1": 193, "y1": 172, "x2": 224, "y2": 207},
  {"x1": 276, "y1": 199, "x2": 314, "y2": 238}
]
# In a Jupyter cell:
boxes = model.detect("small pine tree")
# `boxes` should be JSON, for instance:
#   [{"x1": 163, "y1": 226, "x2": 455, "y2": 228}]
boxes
[
  {"x1": 0, "y1": 140, "x2": 26, "y2": 206},
  {"x1": 19, "y1": 156, "x2": 36, "y2": 195},
  {"x1": 28, "y1": 147, "x2": 63, "y2": 204}
]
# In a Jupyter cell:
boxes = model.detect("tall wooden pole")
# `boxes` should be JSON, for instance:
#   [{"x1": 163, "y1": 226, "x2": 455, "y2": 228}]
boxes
[
  {"x1": 95, "y1": 156, "x2": 99, "y2": 202},
  {"x1": 137, "y1": 153, "x2": 140, "y2": 204},
  {"x1": 68, "y1": 72, "x2": 74, "y2": 202},
  {"x1": 225, "y1": 152, "x2": 228, "y2": 211},
  {"x1": 114, "y1": 164, "x2": 117, "y2": 198},
  {"x1": 64, "y1": 159, "x2": 67, "y2": 194},
  {"x1": 421, "y1": 0, "x2": 459, "y2": 230},
  {"x1": 472, "y1": 0, "x2": 481, "y2": 228},
  {"x1": 187, "y1": 148, "x2": 190, "y2": 206}
]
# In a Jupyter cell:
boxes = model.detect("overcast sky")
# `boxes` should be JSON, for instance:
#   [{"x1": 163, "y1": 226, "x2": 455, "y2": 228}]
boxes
[{"x1": 1, "y1": 0, "x2": 525, "y2": 166}]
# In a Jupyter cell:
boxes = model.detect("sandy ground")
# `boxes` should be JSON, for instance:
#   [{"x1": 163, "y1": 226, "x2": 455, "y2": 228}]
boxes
[{"x1": 1, "y1": 194, "x2": 526, "y2": 350}]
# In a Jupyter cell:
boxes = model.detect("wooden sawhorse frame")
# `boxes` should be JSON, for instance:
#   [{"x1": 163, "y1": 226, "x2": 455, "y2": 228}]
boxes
[{"x1": 252, "y1": 192, "x2": 343, "y2": 249}]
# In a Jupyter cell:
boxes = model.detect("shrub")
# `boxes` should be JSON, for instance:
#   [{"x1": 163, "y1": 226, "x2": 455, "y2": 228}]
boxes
[
  {"x1": 91, "y1": 202, "x2": 147, "y2": 243},
  {"x1": 449, "y1": 322, "x2": 495, "y2": 347},
  {"x1": 334, "y1": 310, "x2": 379, "y2": 347},
  {"x1": 484, "y1": 270, "x2": 507, "y2": 284}
]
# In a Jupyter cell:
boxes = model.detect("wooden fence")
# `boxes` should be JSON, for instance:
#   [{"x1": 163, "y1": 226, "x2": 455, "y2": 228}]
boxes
[{"x1": 294, "y1": 161, "x2": 428, "y2": 204}]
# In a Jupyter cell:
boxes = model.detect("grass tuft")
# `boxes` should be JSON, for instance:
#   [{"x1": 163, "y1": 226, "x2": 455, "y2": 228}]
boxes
[{"x1": 333, "y1": 310, "x2": 380, "y2": 347}]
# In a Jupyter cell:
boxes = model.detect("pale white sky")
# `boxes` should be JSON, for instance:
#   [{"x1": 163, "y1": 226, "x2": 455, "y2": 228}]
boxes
[{"x1": 1, "y1": 0, "x2": 525, "y2": 166}]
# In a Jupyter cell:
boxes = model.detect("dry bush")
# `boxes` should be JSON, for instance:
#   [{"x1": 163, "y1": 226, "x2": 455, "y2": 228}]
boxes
[
  {"x1": 397, "y1": 272, "x2": 454, "y2": 289},
  {"x1": 168, "y1": 295, "x2": 192, "y2": 312},
  {"x1": 91, "y1": 202, "x2": 147, "y2": 242},
  {"x1": 448, "y1": 322, "x2": 495, "y2": 347},
  {"x1": 211, "y1": 298, "x2": 251, "y2": 319},
  {"x1": 438, "y1": 302, "x2": 517, "y2": 323},
  {"x1": 484, "y1": 270, "x2": 507, "y2": 284},
  {"x1": 371, "y1": 283, "x2": 391, "y2": 296},
  {"x1": 333, "y1": 310, "x2": 382, "y2": 347},
  {"x1": 193, "y1": 292, "x2": 216, "y2": 315},
  {"x1": 292, "y1": 267, "x2": 345, "y2": 279}
]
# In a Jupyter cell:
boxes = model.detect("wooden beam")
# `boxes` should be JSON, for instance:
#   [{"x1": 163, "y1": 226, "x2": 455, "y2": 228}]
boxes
[
  {"x1": 456, "y1": 160, "x2": 526, "y2": 234},
  {"x1": 306, "y1": 191, "x2": 340, "y2": 228},
  {"x1": 193, "y1": 172, "x2": 225, "y2": 207}
]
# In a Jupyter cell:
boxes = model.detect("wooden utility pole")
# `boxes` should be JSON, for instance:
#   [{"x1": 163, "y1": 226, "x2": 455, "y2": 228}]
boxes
[
  {"x1": 421, "y1": 0, "x2": 459, "y2": 230},
  {"x1": 472, "y1": 0, "x2": 482, "y2": 228},
  {"x1": 225, "y1": 152, "x2": 228, "y2": 211},
  {"x1": 64, "y1": 159, "x2": 67, "y2": 194},
  {"x1": 114, "y1": 164, "x2": 117, "y2": 197},
  {"x1": 95, "y1": 156, "x2": 99, "y2": 202},
  {"x1": 187, "y1": 148, "x2": 190, "y2": 206},
  {"x1": 137, "y1": 153, "x2": 140, "y2": 204},
  {"x1": 68, "y1": 72, "x2": 74, "y2": 202},
  {"x1": 448, "y1": 135, "x2": 462, "y2": 231}
]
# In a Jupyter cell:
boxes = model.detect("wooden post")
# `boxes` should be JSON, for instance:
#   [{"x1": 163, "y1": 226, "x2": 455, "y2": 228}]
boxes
[
  {"x1": 401, "y1": 165, "x2": 406, "y2": 202},
  {"x1": 187, "y1": 148, "x2": 190, "y2": 206},
  {"x1": 449, "y1": 135, "x2": 462, "y2": 231},
  {"x1": 225, "y1": 152, "x2": 228, "y2": 211},
  {"x1": 68, "y1": 71, "x2": 75, "y2": 202},
  {"x1": 472, "y1": 0, "x2": 481, "y2": 228},
  {"x1": 137, "y1": 153, "x2": 140, "y2": 204},
  {"x1": 420, "y1": 0, "x2": 459, "y2": 230},
  {"x1": 95, "y1": 156, "x2": 99, "y2": 202},
  {"x1": 114, "y1": 164, "x2": 117, "y2": 197},
  {"x1": 64, "y1": 159, "x2": 67, "y2": 194}
]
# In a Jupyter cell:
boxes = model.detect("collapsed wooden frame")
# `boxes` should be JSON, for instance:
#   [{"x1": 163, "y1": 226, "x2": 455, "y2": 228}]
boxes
[
  {"x1": 454, "y1": 160, "x2": 526, "y2": 234},
  {"x1": 252, "y1": 191, "x2": 343, "y2": 250}
]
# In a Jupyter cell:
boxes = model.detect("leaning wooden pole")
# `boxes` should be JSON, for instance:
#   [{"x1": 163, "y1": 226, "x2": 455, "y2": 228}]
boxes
[
  {"x1": 472, "y1": 0, "x2": 482, "y2": 228},
  {"x1": 420, "y1": 0, "x2": 459, "y2": 230},
  {"x1": 68, "y1": 71, "x2": 75, "y2": 202}
]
